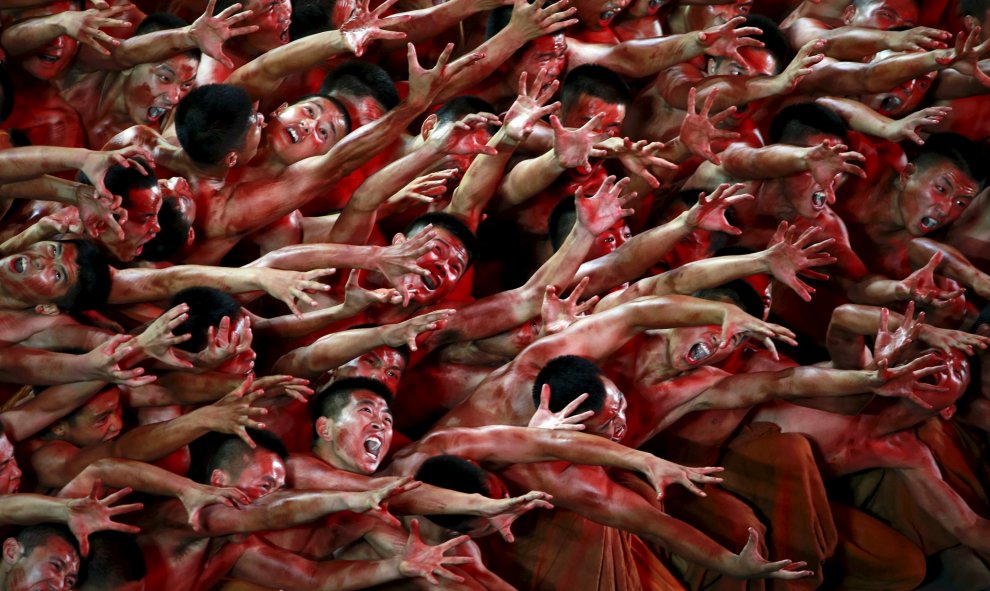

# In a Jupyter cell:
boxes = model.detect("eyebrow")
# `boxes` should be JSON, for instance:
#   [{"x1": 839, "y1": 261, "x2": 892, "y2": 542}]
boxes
[{"x1": 155, "y1": 65, "x2": 177, "y2": 77}]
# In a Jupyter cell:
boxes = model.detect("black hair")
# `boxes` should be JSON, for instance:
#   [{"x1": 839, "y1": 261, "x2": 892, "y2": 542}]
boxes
[
  {"x1": 312, "y1": 377, "x2": 393, "y2": 420},
  {"x1": 532, "y1": 355, "x2": 607, "y2": 415},
  {"x1": 713, "y1": 15, "x2": 788, "y2": 74},
  {"x1": 404, "y1": 212, "x2": 479, "y2": 264},
  {"x1": 175, "y1": 84, "x2": 255, "y2": 165},
  {"x1": 98, "y1": 161, "x2": 158, "y2": 207},
  {"x1": 769, "y1": 102, "x2": 848, "y2": 145},
  {"x1": 55, "y1": 239, "x2": 111, "y2": 313},
  {"x1": 975, "y1": 302, "x2": 990, "y2": 331},
  {"x1": 321, "y1": 60, "x2": 400, "y2": 111},
  {"x1": 78, "y1": 532, "x2": 146, "y2": 590},
  {"x1": 694, "y1": 279, "x2": 764, "y2": 320},
  {"x1": 416, "y1": 455, "x2": 491, "y2": 532},
  {"x1": 0, "y1": 63, "x2": 14, "y2": 123},
  {"x1": 561, "y1": 65, "x2": 632, "y2": 115},
  {"x1": 292, "y1": 92, "x2": 353, "y2": 135},
  {"x1": 433, "y1": 96, "x2": 499, "y2": 135},
  {"x1": 169, "y1": 287, "x2": 242, "y2": 352},
  {"x1": 962, "y1": 0, "x2": 990, "y2": 17},
  {"x1": 289, "y1": 0, "x2": 332, "y2": 40},
  {"x1": 138, "y1": 196, "x2": 191, "y2": 262},
  {"x1": 548, "y1": 197, "x2": 576, "y2": 252},
  {"x1": 135, "y1": 12, "x2": 188, "y2": 35},
  {"x1": 907, "y1": 133, "x2": 987, "y2": 187},
  {"x1": 14, "y1": 524, "x2": 79, "y2": 560},
  {"x1": 203, "y1": 429, "x2": 288, "y2": 483}
]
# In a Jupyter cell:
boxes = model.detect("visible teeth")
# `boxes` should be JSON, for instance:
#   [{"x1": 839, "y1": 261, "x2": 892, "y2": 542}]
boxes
[
  {"x1": 881, "y1": 96, "x2": 902, "y2": 113},
  {"x1": 689, "y1": 342, "x2": 712, "y2": 362},
  {"x1": 812, "y1": 192, "x2": 827, "y2": 207},
  {"x1": 423, "y1": 275, "x2": 437, "y2": 290},
  {"x1": 364, "y1": 438, "x2": 381, "y2": 457},
  {"x1": 14, "y1": 257, "x2": 25, "y2": 273},
  {"x1": 147, "y1": 107, "x2": 167, "y2": 121},
  {"x1": 287, "y1": 128, "x2": 299, "y2": 143},
  {"x1": 921, "y1": 216, "x2": 939, "y2": 230}
]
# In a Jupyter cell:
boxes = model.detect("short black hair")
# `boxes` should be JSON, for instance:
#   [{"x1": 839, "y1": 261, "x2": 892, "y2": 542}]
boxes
[
  {"x1": 404, "y1": 212, "x2": 479, "y2": 264},
  {"x1": 433, "y1": 96, "x2": 498, "y2": 135},
  {"x1": 57, "y1": 239, "x2": 111, "y2": 313},
  {"x1": 138, "y1": 196, "x2": 191, "y2": 262},
  {"x1": 322, "y1": 60, "x2": 400, "y2": 111},
  {"x1": 962, "y1": 0, "x2": 990, "y2": 17},
  {"x1": 416, "y1": 455, "x2": 491, "y2": 532},
  {"x1": 907, "y1": 133, "x2": 986, "y2": 187},
  {"x1": 175, "y1": 84, "x2": 255, "y2": 165},
  {"x1": 99, "y1": 161, "x2": 158, "y2": 205},
  {"x1": 561, "y1": 65, "x2": 631, "y2": 116},
  {"x1": 532, "y1": 355, "x2": 607, "y2": 415},
  {"x1": 294, "y1": 93, "x2": 353, "y2": 135},
  {"x1": 14, "y1": 524, "x2": 79, "y2": 560},
  {"x1": 769, "y1": 102, "x2": 848, "y2": 145},
  {"x1": 169, "y1": 287, "x2": 242, "y2": 352},
  {"x1": 79, "y1": 532, "x2": 145, "y2": 590},
  {"x1": 694, "y1": 279, "x2": 764, "y2": 320},
  {"x1": 0, "y1": 63, "x2": 14, "y2": 123},
  {"x1": 135, "y1": 12, "x2": 188, "y2": 35},
  {"x1": 975, "y1": 302, "x2": 990, "y2": 331},
  {"x1": 203, "y1": 429, "x2": 288, "y2": 483},
  {"x1": 312, "y1": 377, "x2": 393, "y2": 421},
  {"x1": 289, "y1": 0, "x2": 332, "y2": 40},
  {"x1": 548, "y1": 197, "x2": 576, "y2": 251},
  {"x1": 714, "y1": 15, "x2": 788, "y2": 74}
]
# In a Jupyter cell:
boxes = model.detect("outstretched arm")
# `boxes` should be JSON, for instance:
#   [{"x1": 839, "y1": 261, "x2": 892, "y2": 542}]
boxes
[
  {"x1": 908, "y1": 237, "x2": 990, "y2": 300},
  {"x1": 784, "y1": 17, "x2": 949, "y2": 61}
]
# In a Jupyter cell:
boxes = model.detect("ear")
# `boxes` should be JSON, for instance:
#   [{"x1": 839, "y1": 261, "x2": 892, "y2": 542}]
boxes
[
  {"x1": 705, "y1": 57, "x2": 717, "y2": 76},
  {"x1": 964, "y1": 15, "x2": 979, "y2": 31},
  {"x1": 939, "y1": 404, "x2": 956, "y2": 420},
  {"x1": 51, "y1": 420, "x2": 69, "y2": 438},
  {"x1": 210, "y1": 469, "x2": 228, "y2": 487},
  {"x1": 896, "y1": 163, "x2": 916, "y2": 190},
  {"x1": 271, "y1": 102, "x2": 288, "y2": 118},
  {"x1": 315, "y1": 416, "x2": 331, "y2": 441},
  {"x1": 186, "y1": 227, "x2": 196, "y2": 246},
  {"x1": 420, "y1": 114, "x2": 438, "y2": 141},
  {"x1": 224, "y1": 151, "x2": 238, "y2": 169},
  {"x1": 34, "y1": 304, "x2": 60, "y2": 316},
  {"x1": 841, "y1": 4, "x2": 856, "y2": 24},
  {"x1": 2, "y1": 538, "x2": 22, "y2": 565}
]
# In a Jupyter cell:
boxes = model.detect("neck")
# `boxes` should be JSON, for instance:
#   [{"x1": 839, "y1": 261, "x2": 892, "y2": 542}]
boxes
[
  {"x1": 312, "y1": 440, "x2": 347, "y2": 471},
  {"x1": 757, "y1": 181, "x2": 800, "y2": 221},
  {"x1": 873, "y1": 172, "x2": 907, "y2": 233}
]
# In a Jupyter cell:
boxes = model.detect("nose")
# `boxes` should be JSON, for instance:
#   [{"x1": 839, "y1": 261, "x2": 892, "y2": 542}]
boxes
[
  {"x1": 150, "y1": 217, "x2": 162, "y2": 234},
  {"x1": 299, "y1": 119, "x2": 314, "y2": 136}
]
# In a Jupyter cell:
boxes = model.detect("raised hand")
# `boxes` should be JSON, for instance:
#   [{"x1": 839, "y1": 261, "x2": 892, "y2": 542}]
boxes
[
  {"x1": 381, "y1": 309, "x2": 456, "y2": 351},
  {"x1": 551, "y1": 113, "x2": 608, "y2": 171},
  {"x1": 894, "y1": 252, "x2": 966, "y2": 308},
  {"x1": 718, "y1": 305, "x2": 797, "y2": 360},
  {"x1": 935, "y1": 26, "x2": 990, "y2": 75},
  {"x1": 528, "y1": 383, "x2": 595, "y2": 430},
  {"x1": 503, "y1": 69, "x2": 560, "y2": 144},
  {"x1": 339, "y1": 0, "x2": 408, "y2": 57},
  {"x1": 407, "y1": 43, "x2": 485, "y2": 108},
  {"x1": 637, "y1": 457, "x2": 724, "y2": 500},
  {"x1": 177, "y1": 315, "x2": 242, "y2": 370},
  {"x1": 256, "y1": 268, "x2": 336, "y2": 317},
  {"x1": 679, "y1": 87, "x2": 740, "y2": 165},
  {"x1": 684, "y1": 182, "x2": 753, "y2": 234},
  {"x1": 66, "y1": 482, "x2": 143, "y2": 556},
  {"x1": 696, "y1": 15, "x2": 765, "y2": 67},
  {"x1": 75, "y1": 185, "x2": 127, "y2": 240},
  {"x1": 429, "y1": 112, "x2": 502, "y2": 155},
  {"x1": 608, "y1": 138, "x2": 677, "y2": 189},
  {"x1": 731, "y1": 528, "x2": 813, "y2": 579},
  {"x1": 38, "y1": 207, "x2": 83, "y2": 236},
  {"x1": 135, "y1": 304, "x2": 194, "y2": 369},
  {"x1": 55, "y1": 5, "x2": 130, "y2": 56},
  {"x1": 191, "y1": 0, "x2": 259, "y2": 68},
  {"x1": 778, "y1": 39, "x2": 826, "y2": 92},
  {"x1": 871, "y1": 352, "x2": 949, "y2": 409},
  {"x1": 763, "y1": 222, "x2": 836, "y2": 302},
  {"x1": 507, "y1": 0, "x2": 578, "y2": 42},
  {"x1": 805, "y1": 140, "x2": 866, "y2": 204},
  {"x1": 84, "y1": 334, "x2": 155, "y2": 387},
  {"x1": 178, "y1": 482, "x2": 250, "y2": 531},
  {"x1": 873, "y1": 301, "x2": 924, "y2": 366},
  {"x1": 342, "y1": 270, "x2": 402, "y2": 314},
  {"x1": 919, "y1": 323, "x2": 990, "y2": 356},
  {"x1": 387, "y1": 170, "x2": 456, "y2": 208},
  {"x1": 540, "y1": 276, "x2": 597, "y2": 337},
  {"x1": 889, "y1": 26, "x2": 951, "y2": 52},
  {"x1": 890, "y1": 106, "x2": 951, "y2": 145},
  {"x1": 252, "y1": 374, "x2": 313, "y2": 403},
  {"x1": 197, "y1": 376, "x2": 268, "y2": 447},
  {"x1": 354, "y1": 477, "x2": 421, "y2": 515},
  {"x1": 80, "y1": 146, "x2": 153, "y2": 201},
  {"x1": 575, "y1": 175, "x2": 635, "y2": 236},
  {"x1": 482, "y1": 491, "x2": 554, "y2": 543},
  {"x1": 398, "y1": 520, "x2": 473, "y2": 584}
]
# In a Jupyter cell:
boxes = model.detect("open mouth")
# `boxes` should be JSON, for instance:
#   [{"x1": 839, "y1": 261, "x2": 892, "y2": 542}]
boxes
[
  {"x1": 920, "y1": 216, "x2": 940, "y2": 231},
  {"x1": 9, "y1": 256, "x2": 26, "y2": 273},
  {"x1": 811, "y1": 191, "x2": 827, "y2": 209},
  {"x1": 38, "y1": 53, "x2": 61, "y2": 64},
  {"x1": 688, "y1": 342, "x2": 713, "y2": 363},
  {"x1": 280, "y1": 27, "x2": 290, "y2": 43},
  {"x1": 422, "y1": 273, "x2": 438, "y2": 291},
  {"x1": 147, "y1": 106, "x2": 168, "y2": 122},
  {"x1": 364, "y1": 436, "x2": 382, "y2": 459},
  {"x1": 880, "y1": 95, "x2": 902, "y2": 114},
  {"x1": 286, "y1": 127, "x2": 301, "y2": 143}
]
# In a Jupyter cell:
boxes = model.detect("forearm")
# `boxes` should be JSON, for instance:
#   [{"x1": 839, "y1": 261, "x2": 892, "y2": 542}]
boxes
[
  {"x1": 496, "y1": 150, "x2": 565, "y2": 210},
  {"x1": 806, "y1": 53, "x2": 942, "y2": 95},
  {"x1": 0, "y1": 494, "x2": 71, "y2": 525},
  {"x1": 0, "y1": 222, "x2": 60, "y2": 257},
  {"x1": 60, "y1": 457, "x2": 194, "y2": 499},
  {"x1": 846, "y1": 275, "x2": 903, "y2": 306},
  {"x1": 107, "y1": 412, "x2": 211, "y2": 463},
  {"x1": 908, "y1": 237, "x2": 988, "y2": 295},
  {"x1": 381, "y1": 0, "x2": 485, "y2": 46},
  {"x1": 229, "y1": 30, "x2": 350, "y2": 99},
  {"x1": 273, "y1": 326, "x2": 387, "y2": 378},
  {"x1": 602, "y1": 33, "x2": 706, "y2": 78},
  {"x1": 103, "y1": 27, "x2": 197, "y2": 69},
  {"x1": 0, "y1": 147, "x2": 94, "y2": 182},
  {"x1": 666, "y1": 75, "x2": 784, "y2": 112},
  {"x1": 0, "y1": 176, "x2": 82, "y2": 204},
  {"x1": 1, "y1": 14, "x2": 67, "y2": 56},
  {"x1": 253, "y1": 304, "x2": 361, "y2": 340},
  {"x1": 0, "y1": 348, "x2": 104, "y2": 385},
  {"x1": 721, "y1": 144, "x2": 809, "y2": 179},
  {"x1": 253, "y1": 243, "x2": 380, "y2": 272},
  {"x1": 434, "y1": 28, "x2": 529, "y2": 104},
  {"x1": 815, "y1": 97, "x2": 895, "y2": 139},
  {"x1": 448, "y1": 128, "x2": 518, "y2": 229},
  {"x1": 386, "y1": 484, "x2": 498, "y2": 516},
  {"x1": 132, "y1": 372, "x2": 240, "y2": 406},
  {"x1": 809, "y1": 26, "x2": 898, "y2": 60},
  {"x1": 109, "y1": 265, "x2": 270, "y2": 304},
  {"x1": 0, "y1": 381, "x2": 105, "y2": 441},
  {"x1": 232, "y1": 544, "x2": 405, "y2": 591}
]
